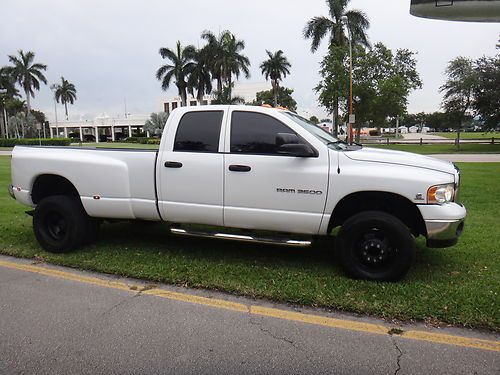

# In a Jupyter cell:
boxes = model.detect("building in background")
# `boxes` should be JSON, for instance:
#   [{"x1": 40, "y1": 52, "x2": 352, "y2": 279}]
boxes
[
  {"x1": 160, "y1": 82, "x2": 269, "y2": 113},
  {"x1": 49, "y1": 114, "x2": 149, "y2": 142}
]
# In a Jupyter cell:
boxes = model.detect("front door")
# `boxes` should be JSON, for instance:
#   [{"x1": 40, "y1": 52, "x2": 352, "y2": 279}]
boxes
[{"x1": 223, "y1": 110, "x2": 329, "y2": 234}]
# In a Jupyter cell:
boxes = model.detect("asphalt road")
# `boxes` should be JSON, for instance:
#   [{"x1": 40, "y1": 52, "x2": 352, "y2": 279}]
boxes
[{"x1": 0, "y1": 255, "x2": 498, "y2": 375}]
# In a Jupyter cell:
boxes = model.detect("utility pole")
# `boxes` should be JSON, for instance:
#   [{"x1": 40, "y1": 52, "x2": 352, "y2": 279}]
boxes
[
  {"x1": 0, "y1": 89, "x2": 8, "y2": 138},
  {"x1": 342, "y1": 16, "x2": 354, "y2": 144}
]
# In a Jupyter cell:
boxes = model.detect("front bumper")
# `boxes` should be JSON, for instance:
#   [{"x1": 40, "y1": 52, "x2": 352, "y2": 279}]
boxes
[
  {"x1": 425, "y1": 218, "x2": 465, "y2": 248},
  {"x1": 418, "y1": 203, "x2": 466, "y2": 248}
]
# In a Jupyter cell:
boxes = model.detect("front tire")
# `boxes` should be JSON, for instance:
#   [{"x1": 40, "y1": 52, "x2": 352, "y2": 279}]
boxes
[
  {"x1": 33, "y1": 195, "x2": 88, "y2": 253},
  {"x1": 337, "y1": 211, "x2": 415, "y2": 281}
]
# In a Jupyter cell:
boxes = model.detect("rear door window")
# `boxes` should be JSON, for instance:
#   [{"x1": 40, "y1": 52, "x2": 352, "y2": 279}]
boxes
[{"x1": 174, "y1": 111, "x2": 223, "y2": 152}]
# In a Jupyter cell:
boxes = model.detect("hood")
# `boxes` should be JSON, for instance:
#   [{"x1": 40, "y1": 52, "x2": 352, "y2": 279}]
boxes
[{"x1": 343, "y1": 147, "x2": 456, "y2": 175}]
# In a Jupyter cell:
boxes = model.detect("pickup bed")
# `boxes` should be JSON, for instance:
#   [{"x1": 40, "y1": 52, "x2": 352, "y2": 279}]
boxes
[{"x1": 9, "y1": 105, "x2": 466, "y2": 280}]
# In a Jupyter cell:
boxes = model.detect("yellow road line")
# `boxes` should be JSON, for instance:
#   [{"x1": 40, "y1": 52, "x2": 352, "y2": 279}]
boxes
[
  {"x1": 250, "y1": 305, "x2": 388, "y2": 335},
  {"x1": 402, "y1": 330, "x2": 500, "y2": 352},
  {"x1": 143, "y1": 288, "x2": 248, "y2": 313},
  {"x1": 0, "y1": 259, "x2": 498, "y2": 352}
]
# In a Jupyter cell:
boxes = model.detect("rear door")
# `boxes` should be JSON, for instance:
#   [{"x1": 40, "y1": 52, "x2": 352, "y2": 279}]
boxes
[
  {"x1": 157, "y1": 109, "x2": 226, "y2": 225},
  {"x1": 223, "y1": 109, "x2": 329, "y2": 234}
]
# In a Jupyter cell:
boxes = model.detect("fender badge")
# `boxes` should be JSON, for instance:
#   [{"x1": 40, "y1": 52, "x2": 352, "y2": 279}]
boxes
[{"x1": 415, "y1": 193, "x2": 424, "y2": 201}]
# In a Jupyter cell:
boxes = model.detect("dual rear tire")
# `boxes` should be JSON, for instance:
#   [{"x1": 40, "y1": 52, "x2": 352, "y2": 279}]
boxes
[{"x1": 33, "y1": 195, "x2": 99, "y2": 253}]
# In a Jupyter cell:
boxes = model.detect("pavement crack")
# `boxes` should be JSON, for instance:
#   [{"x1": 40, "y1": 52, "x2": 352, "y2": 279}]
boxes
[
  {"x1": 99, "y1": 292, "x2": 141, "y2": 317},
  {"x1": 249, "y1": 317, "x2": 297, "y2": 349},
  {"x1": 390, "y1": 335, "x2": 404, "y2": 375}
]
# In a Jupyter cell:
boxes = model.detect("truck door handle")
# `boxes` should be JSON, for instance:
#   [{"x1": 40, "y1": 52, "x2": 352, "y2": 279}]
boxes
[
  {"x1": 229, "y1": 165, "x2": 251, "y2": 172},
  {"x1": 164, "y1": 161, "x2": 183, "y2": 168}
]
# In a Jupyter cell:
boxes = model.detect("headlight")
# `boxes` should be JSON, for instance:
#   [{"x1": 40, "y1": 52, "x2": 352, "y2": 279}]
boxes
[{"x1": 427, "y1": 184, "x2": 455, "y2": 204}]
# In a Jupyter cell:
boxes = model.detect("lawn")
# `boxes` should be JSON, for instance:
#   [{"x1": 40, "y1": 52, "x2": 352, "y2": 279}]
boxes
[
  {"x1": 366, "y1": 143, "x2": 500, "y2": 154},
  {"x1": 0, "y1": 156, "x2": 498, "y2": 331},
  {"x1": 434, "y1": 132, "x2": 500, "y2": 140}
]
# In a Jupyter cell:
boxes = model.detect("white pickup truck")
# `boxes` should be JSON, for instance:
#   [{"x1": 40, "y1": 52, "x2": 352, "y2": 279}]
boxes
[{"x1": 9, "y1": 105, "x2": 466, "y2": 281}]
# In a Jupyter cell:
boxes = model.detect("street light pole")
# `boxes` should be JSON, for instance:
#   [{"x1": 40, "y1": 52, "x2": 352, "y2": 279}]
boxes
[
  {"x1": 50, "y1": 84, "x2": 59, "y2": 138},
  {"x1": 342, "y1": 16, "x2": 354, "y2": 144}
]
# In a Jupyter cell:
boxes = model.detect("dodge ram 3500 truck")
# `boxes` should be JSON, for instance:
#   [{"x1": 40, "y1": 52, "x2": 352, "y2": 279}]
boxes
[{"x1": 9, "y1": 105, "x2": 466, "y2": 281}]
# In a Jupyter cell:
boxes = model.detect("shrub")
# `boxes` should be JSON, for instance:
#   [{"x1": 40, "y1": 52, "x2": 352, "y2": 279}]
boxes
[
  {"x1": 125, "y1": 137, "x2": 160, "y2": 145},
  {"x1": 0, "y1": 138, "x2": 72, "y2": 147},
  {"x1": 369, "y1": 129, "x2": 381, "y2": 136}
]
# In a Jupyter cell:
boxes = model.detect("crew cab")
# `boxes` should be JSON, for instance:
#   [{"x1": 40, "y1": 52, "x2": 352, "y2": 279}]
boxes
[{"x1": 9, "y1": 105, "x2": 466, "y2": 281}]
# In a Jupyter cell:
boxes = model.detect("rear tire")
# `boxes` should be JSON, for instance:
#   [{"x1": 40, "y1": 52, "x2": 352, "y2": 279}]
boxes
[
  {"x1": 337, "y1": 211, "x2": 415, "y2": 281},
  {"x1": 33, "y1": 195, "x2": 88, "y2": 253}
]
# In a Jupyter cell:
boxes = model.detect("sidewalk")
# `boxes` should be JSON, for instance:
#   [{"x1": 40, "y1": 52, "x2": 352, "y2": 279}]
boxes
[{"x1": 431, "y1": 154, "x2": 500, "y2": 162}]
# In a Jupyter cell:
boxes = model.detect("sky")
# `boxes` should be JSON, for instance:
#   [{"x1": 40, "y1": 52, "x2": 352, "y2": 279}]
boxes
[{"x1": 1, "y1": 0, "x2": 498, "y2": 121}]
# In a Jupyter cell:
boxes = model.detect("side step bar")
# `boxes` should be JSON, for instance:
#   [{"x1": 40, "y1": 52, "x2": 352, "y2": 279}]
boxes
[{"x1": 170, "y1": 228, "x2": 312, "y2": 247}]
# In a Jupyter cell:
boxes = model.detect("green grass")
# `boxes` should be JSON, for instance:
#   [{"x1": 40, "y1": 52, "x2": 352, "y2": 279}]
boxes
[
  {"x1": 434, "y1": 132, "x2": 500, "y2": 140},
  {"x1": 366, "y1": 143, "x2": 500, "y2": 154},
  {"x1": 0, "y1": 156, "x2": 498, "y2": 330}
]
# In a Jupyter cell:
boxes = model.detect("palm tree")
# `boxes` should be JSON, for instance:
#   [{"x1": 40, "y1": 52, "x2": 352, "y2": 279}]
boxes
[
  {"x1": 7, "y1": 50, "x2": 47, "y2": 114},
  {"x1": 156, "y1": 41, "x2": 196, "y2": 107},
  {"x1": 187, "y1": 48, "x2": 213, "y2": 104},
  {"x1": 221, "y1": 33, "x2": 250, "y2": 99},
  {"x1": 144, "y1": 112, "x2": 169, "y2": 136},
  {"x1": 54, "y1": 77, "x2": 77, "y2": 120},
  {"x1": 260, "y1": 50, "x2": 291, "y2": 106},
  {"x1": 303, "y1": 0, "x2": 370, "y2": 135},
  {"x1": 201, "y1": 30, "x2": 250, "y2": 99},
  {"x1": 211, "y1": 85, "x2": 245, "y2": 105},
  {"x1": 303, "y1": 0, "x2": 370, "y2": 52},
  {"x1": 201, "y1": 30, "x2": 229, "y2": 93}
]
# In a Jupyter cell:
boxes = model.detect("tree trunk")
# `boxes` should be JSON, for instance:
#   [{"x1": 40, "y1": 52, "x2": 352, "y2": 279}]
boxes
[
  {"x1": 217, "y1": 77, "x2": 222, "y2": 93},
  {"x1": 25, "y1": 89, "x2": 31, "y2": 114},
  {"x1": 272, "y1": 80, "x2": 278, "y2": 107},
  {"x1": 64, "y1": 102, "x2": 68, "y2": 120},
  {"x1": 456, "y1": 118, "x2": 462, "y2": 151},
  {"x1": 333, "y1": 97, "x2": 339, "y2": 137},
  {"x1": 228, "y1": 75, "x2": 232, "y2": 101},
  {"x1": 180, "y1": 86, "x2": 187, "y2": 107}
]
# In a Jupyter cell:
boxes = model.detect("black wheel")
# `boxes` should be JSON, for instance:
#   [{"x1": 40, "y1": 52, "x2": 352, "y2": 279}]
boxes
[
  {"x1": 33, "y1": 195, "x2": 88, "y2": 253},
  {"x1": 337, "y1": 211, "x2": 415, "y2": 281}
]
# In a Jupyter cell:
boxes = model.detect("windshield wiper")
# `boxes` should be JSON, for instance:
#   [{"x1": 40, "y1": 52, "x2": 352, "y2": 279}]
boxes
[{"x1": 326, "y1": 140, "x2": 347, "y2": 146}]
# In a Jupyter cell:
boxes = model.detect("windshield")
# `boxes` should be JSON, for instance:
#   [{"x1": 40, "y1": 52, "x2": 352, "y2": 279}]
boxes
[{"x1": 281, "y1": 112, "x2": 350, "y2": 150}]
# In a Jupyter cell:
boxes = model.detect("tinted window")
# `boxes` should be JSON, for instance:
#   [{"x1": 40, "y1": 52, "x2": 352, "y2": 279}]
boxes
[
  {"x1": 230, "y1": 112, "x2": 296, "y2": 154},
  {"x1": 174, "y1": 111, "x2": 223, "y2": 152}
]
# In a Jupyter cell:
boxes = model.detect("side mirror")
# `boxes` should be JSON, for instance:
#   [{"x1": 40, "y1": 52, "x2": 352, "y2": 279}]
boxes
[
  {"x1": 277, "y1": 143, "x2": 317, "y2": 157},
  {"x1": 276, "y1": 133, "x2": 299, "y2": 147},
  {"x1": 276, "y1": 132, "x2": 317, "y2": 157}
]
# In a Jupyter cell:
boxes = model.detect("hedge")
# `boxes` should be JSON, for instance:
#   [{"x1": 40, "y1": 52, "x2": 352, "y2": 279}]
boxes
[
  {"x1": 0, "y1": 138, "x2": 72, "y2": 147},
  {"x1": 124, "y1": 137, "x2": 161, "y2": 145}
]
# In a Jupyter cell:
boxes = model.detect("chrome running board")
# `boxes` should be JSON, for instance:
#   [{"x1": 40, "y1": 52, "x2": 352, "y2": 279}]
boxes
[{"x1": 170, "y1": 228, "x2": 312, "y2": 247}]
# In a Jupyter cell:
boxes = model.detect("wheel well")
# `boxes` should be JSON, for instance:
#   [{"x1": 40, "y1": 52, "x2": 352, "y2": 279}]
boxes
[
  {"x1": 329, "y1": 191, "x2": 426, "y2": 236},
  {"x1": 31, "y1": 174, "x2": 80, "y2": 204}
]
